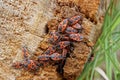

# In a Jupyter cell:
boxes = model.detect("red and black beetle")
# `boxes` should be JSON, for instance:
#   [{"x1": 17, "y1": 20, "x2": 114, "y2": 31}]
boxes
[
  {"x1": 38, "y1": 54, "x2": 50, "y2": 61},
  {"x1": 65, "y1": 26, "x2": 78, "y2": 34},
  {"x1": 23, "y1": 60, "x2": 39, "y2": 71},
  {"x1": 49, "y1": 31, "x2": 60, "y2": 43},
  {"x1": 69, "y1": 33, "x2": 84, "y2": 41},
  {"x1": 50, "y1": 53, "x2": 63, "y2": 61},
  {"x1": 44, "y1": 46, "x2": 56, "y2": 55},
  {"x1": 72, "y1": 23, "x2": 82, "y2": 30},
  {"x1": 68, "y1": 15, "x2": 82, "y2": 25},
  {"x1": 58, "y1": 19, "x2": 68, "y2": 33},
  {"x1": 56, "y1": 41, "x2": 71, "y2": 49}
]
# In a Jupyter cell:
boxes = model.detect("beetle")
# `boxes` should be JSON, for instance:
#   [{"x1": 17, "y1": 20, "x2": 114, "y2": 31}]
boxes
[
  {"x1": 72, "y1": 23, "x2": 82, "y2": 30},
  {"x1": 50, "y1": 53, "x2": 63, "y2": 61},
  {"x1": 68, "y1": 15, "x2": 82, "y2": 26},
  {"x1": 60, "y1": 35, "x2": 70, "y2": 41},
  {"x1": 44, "y1": 46, "x2": 56, "y2": 55},
  {"x1": 69, "y1": 33, "x2": 84, "y2": 41},
  {"x1": 56, "y1": 41, "x2": 71, "y2": 49},
  {"x1": 58, "y1": 19, "x2": 68, "y2": 33},
  {"x1": 48, "y1": 31, "x2": 61, "y2": 43},
  {"x1": 65, "y1": 26, "x2": 78, "y2": 34},
  {"x1": 23, "y1": 60, "x2": 39, "y2": 71},
  {"x1": 38, "y1": 54, "x2": 50, "y2": 61},
  {"x1": 50, "y1": 48, "x2": 67, "y2": 61}
]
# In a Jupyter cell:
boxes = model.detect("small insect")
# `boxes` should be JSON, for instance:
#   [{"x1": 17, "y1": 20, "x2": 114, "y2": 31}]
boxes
[
  {"x1": 65, "y1": 26, "x2": 78, "y2": 34},
  {"x1": 38, "y1": 54, "x2": 50, "y2": 61},
  {"x1": 44, "y1": 46, "x2": 56, "y2": 55},
  {"x1": 23, "y1": 60, "x2": 39, "y2": 71},
  {"x1": 68, "y1": 15, "x2": 82, "y2": 25},
  {"x1": 69, "y1": 33, "x2": 84, "y2": 41},
  {"x1": 60, "y1": 35, "x2": 70, "y2": 41},
  {"x1": 56, "y1": 41, "x2": 71, "y2": 49},
  {"x1": 12, "y1": 62, "x2": 23, "y2": 69},
  {"x1": 50, "y1": 48, "x2": 67, "y2": 61},
  {"x1": 50, "y1": 53, "x2": 63, "y2": 61},
  {"x1": 49, "y1": 31, "x2": 60, "y2": 43},
  {"x1": 58, "y1": 19, "x2": 68, "y2": 33},
  {"x1": 72, "y1": 23, "x2": 82, "y2": 30}
]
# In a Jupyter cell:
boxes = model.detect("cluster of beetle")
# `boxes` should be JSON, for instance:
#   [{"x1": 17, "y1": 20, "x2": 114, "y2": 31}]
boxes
[{"x1": 12, "y1": 15, "x2": 85, "y2": 74}]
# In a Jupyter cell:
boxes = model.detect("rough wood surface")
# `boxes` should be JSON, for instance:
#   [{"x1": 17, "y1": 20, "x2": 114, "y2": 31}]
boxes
[{"x1": 0, "y1": 0, "x2": 102, "y2": 80}]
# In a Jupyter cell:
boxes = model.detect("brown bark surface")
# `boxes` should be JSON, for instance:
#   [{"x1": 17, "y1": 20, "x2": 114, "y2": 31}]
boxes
[{"x1": 0, "y1": 0, "x2": 102, "y2": 80}]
